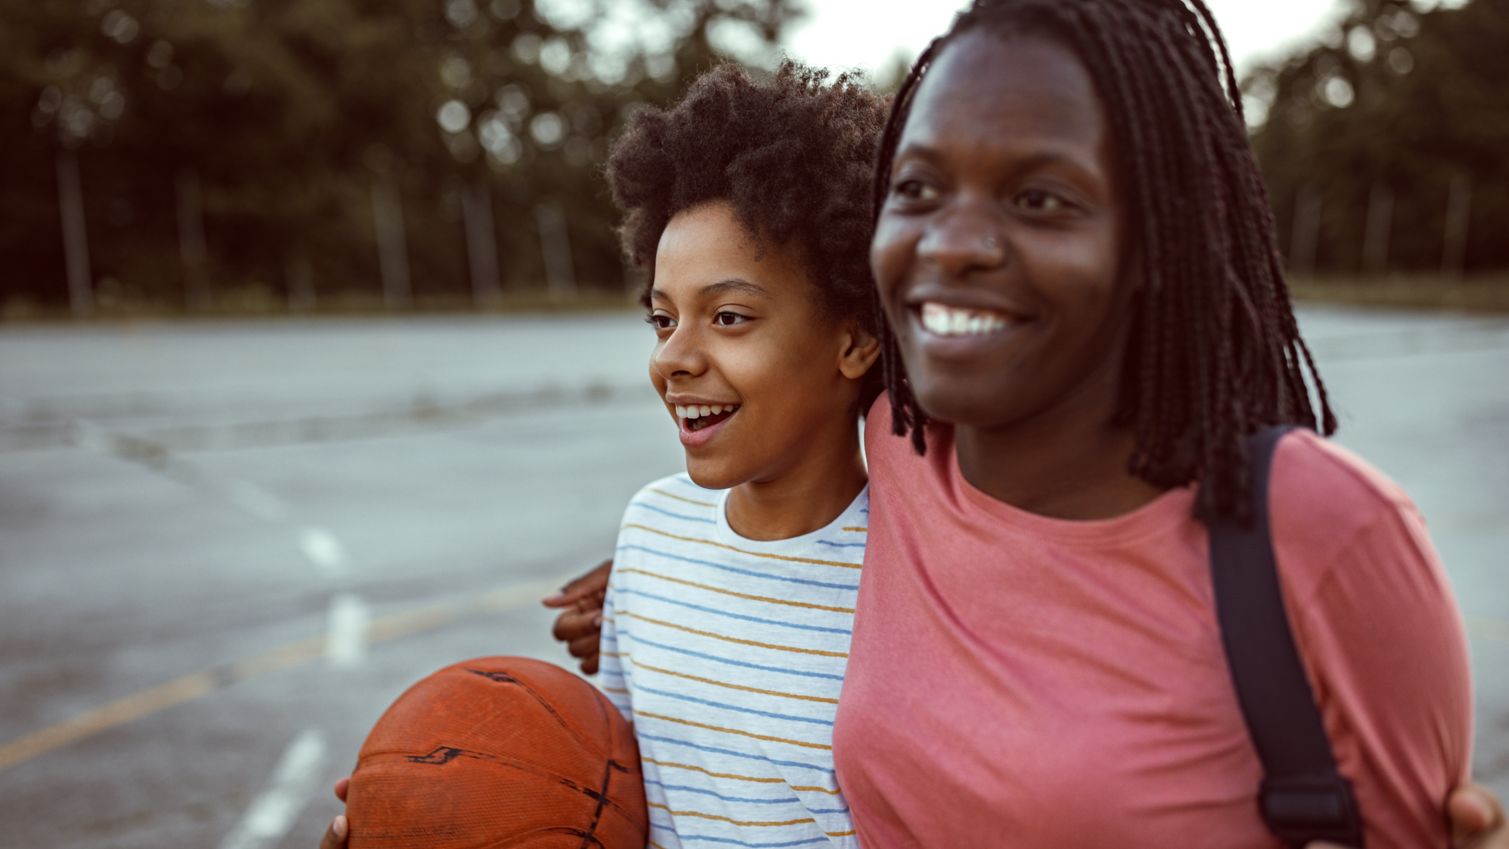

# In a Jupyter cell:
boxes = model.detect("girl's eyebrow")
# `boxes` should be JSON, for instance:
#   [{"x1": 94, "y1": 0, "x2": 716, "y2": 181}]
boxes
[
  {"x1": 648, "y1": 278, "x2": 769, "y2": 304},
  {"x1": 700, "y1": 278, "x2": 769, "y2": 299}
]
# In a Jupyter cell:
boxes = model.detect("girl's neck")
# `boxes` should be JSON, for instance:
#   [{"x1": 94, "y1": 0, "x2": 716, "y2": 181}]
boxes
[{"x1": 725, "y1": 421, "x2": 867, "y2": 541}]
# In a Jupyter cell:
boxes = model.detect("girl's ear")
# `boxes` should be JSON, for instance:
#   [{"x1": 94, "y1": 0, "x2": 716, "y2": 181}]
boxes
[{"x1": 838, "y1": 325, "x2": 882, "y2": 380}]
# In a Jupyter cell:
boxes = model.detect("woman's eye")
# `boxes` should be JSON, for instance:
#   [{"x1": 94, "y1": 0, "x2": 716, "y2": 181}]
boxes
[
  {"x1": 1015, "y1": 189, "x2": 1071, "y2": 213},
  {"x1": 713, "y1": 311, "x2": 750, "y2": 328},
  {"x1": 891, "y1": 178, "x2": 938, "y2": 203},
  {"x1": 645, "y1": 313, "x2": 675, "y2": 332}
]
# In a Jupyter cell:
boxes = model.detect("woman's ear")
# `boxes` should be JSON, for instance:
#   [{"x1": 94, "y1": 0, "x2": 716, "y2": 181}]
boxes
[{"x1": 838, "y1": 325, "x2": 881, "y2": 380}]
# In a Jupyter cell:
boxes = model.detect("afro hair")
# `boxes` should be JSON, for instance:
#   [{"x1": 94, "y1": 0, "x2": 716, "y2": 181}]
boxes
[{"x1": 606, "y1": 61, "x2": 887, "y2": 335}]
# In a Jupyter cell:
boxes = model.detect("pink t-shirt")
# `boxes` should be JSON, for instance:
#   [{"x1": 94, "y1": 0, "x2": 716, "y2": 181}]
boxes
[{"x1": 833, "y1": 402, "x2": 1472, "y2": 849}]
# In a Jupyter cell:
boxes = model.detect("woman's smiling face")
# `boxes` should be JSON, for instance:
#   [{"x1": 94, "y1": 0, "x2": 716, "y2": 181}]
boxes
[
  {"x1": 648, "y1": 200, "x2": 871, "y2": 490},
  {"x1": 872, "y1": 30, "x2": 1136, "y2": 433}
]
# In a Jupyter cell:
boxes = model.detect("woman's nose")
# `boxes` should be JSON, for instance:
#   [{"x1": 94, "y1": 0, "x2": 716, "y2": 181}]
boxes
[{"x1": 916, "y1": 203, "x2": 1008, "y2": 278}]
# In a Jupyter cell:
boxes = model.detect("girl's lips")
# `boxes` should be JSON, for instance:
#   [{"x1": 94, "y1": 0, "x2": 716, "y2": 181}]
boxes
[{"x1": 678, "y1": 408, "x2": 738, "y2": 448}]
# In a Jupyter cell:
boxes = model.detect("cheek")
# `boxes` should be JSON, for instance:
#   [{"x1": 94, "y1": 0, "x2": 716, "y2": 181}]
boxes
[
  {"x1": 1034, "y1": 232, "x2": 1123, "y2": 327},
  {"x1": 648, "y1": 347, "x2": 667, "y2": 393},
  {"x1": 869, "y1": 215, "x2": 916, "y2": 302}
]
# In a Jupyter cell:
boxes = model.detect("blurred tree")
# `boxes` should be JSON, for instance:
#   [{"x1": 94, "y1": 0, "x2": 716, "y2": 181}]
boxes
[
  {"x1": 0, "y1": 0, "x2": 807, "y2": 314},
  {"x1": 1249, "y1": 0, "x2": 1509, "y2": 275}
]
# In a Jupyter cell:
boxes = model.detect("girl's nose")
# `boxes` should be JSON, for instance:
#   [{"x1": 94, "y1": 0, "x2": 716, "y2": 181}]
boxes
[{"x1": 651, "y1": 323, "x2": 707, "y2": 380}]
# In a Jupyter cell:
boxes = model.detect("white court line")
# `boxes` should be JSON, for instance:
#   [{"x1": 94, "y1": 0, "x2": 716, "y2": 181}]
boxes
[
  {"x1": 300, "y1": 527, "x2": 350, "y2": 578},
  {"x1": 325, "y1": 593, "x2": 370, "y2": 668},
  {"x1": 224, "y1": 480, "x2": 290, "y2": 522},
  {"x1": 218, "y1": 729, "x2": 328, "y2": 849}
]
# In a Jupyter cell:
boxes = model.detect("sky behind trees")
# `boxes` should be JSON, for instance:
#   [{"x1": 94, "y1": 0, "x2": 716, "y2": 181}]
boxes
[{"x1": 1, "y1": 0, "x2": 1502, "y2": 317}]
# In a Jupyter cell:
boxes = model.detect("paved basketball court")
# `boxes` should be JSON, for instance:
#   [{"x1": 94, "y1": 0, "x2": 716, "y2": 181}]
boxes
[{"x1": 1, "y1": 307, "x2": 1505, "y2": 848}]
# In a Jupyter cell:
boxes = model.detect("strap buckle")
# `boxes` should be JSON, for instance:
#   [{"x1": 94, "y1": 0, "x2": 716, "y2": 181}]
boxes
[{"x1": 1259, "y1": 772, "x2": 1365, "y2": 848}]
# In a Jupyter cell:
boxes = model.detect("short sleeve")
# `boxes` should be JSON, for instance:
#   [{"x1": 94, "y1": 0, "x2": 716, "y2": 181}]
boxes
[
  {"x1": 1275, "y1": 439, "x2": 1472, "y2": 849},
  {"x1": 597, "y1": 567, "x2": 632, "y2": 721}
]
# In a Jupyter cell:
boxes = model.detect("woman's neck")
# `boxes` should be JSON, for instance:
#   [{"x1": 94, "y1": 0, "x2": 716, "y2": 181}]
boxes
[
  {"x1": 953, "y1": 376, "x2": 1163, "y2": 522},
  {"x1": 725, "y1": 421, "x2": 867, "y2": 541}
]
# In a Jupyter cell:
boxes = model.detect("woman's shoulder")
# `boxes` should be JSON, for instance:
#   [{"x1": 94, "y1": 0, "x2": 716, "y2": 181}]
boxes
[
  {"x1": 1270, "y1": 428, "x2": 1416, "y2": 527},
  {"x1": 1268, "y1": 428, "x2": 1434, "y2": 598}
]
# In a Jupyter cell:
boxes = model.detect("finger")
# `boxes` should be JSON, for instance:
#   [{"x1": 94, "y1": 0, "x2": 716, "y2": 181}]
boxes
[
  {"x1": 578, "y1": 654, "x2": 599, "y2": 675},
  {"x1": 1450, "y1": 783, "x2": 1504, "y2": 847},
  {"x1": 333, "y1": 776, "x2": 349, "y2": 803},
  {"x1": 568, "y1": 633, "x2": 602, "y2": 660},
  {"x1": 552, "y1": 610, "x2": 601, "y2": 643},
  {"x1": 542, "y1": 560, "x2": 614, "y2": 607},
  {"x1": 318, "y1": 814, "x2": 348, "y2": 849}
]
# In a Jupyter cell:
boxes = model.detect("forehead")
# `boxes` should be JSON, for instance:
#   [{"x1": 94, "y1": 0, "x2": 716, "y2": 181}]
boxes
[
  {"x1": 653, "y1": 202, "x2": 812, "y2": 297},
  {"x1": 901, "y1": 30, "x2": 1108, "y2": 164}
]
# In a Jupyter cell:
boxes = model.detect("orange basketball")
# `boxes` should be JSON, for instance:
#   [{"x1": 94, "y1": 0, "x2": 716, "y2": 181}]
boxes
[{"x1": 346, "y1": 656, "x2": 646, "y2": 849}]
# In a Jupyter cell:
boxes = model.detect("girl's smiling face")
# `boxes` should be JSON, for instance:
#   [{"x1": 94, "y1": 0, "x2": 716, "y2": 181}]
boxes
[
  {"x1": 648, "y1": 201, "x2": 875, "y2": 491},
  {"x1": 872, "y1": 30, "x2": 1137, "y2": 434}
]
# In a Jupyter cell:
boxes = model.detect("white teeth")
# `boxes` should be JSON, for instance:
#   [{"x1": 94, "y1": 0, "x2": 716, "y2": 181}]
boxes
[
  {"x1": 673, "y1": 403, "x2": 740, "y2": 422},
  {"x1": 919, "y1": 302, "x2": 1013, "y2": 337}
]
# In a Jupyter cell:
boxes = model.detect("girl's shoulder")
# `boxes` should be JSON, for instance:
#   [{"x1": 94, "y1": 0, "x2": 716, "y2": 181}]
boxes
[{"x1": 619, "y1": 473, "x2": 722, "y2": 529}]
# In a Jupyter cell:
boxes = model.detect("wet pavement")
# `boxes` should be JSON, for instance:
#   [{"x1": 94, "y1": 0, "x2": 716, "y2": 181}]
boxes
[{"x1": 0, "y1": 307, "x2": 1505, "y2": 848}]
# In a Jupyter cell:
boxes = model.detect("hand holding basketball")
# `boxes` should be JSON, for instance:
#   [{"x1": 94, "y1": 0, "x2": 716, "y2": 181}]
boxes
[{"x1": 343, "y1": 656, "x2": 645, "y2": 848}]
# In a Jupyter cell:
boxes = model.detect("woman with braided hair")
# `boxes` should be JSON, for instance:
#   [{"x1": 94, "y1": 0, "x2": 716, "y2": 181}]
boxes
[{"x1": 834, "y1": 0, "x2": 1473, "y2": 846}]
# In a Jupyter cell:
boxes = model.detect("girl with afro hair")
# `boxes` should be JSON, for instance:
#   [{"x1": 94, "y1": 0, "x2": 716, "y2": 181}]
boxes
[{"x1": 589, "y1": 61, "x2": 887, "y2": 849}]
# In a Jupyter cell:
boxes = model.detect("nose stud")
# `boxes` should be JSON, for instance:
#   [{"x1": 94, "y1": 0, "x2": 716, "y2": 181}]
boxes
[{"x1": 984, "y1": 235, "x2": 1001, "y2": 251}]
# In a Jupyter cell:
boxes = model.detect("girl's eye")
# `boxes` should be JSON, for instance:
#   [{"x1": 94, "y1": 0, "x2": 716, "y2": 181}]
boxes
[
  {"x1": 1015, "y1": 189, "x2": 1072, "y2": 213},
  {"x1": 645, "y1": 313, "x2": 675, "y2": 332},
  {"x1": 713, "y1": 311, "x2": 750, "y2": 328}
]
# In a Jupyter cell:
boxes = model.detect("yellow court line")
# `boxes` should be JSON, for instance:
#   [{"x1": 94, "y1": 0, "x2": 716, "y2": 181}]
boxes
[
  {"x1": 648, "y1": 801, "x2": 816, "y2": 828},
  {"x1": 0, "y1": 672, "x2": 218, "y2": 773},
  {"x1": 0, "y1": 577, "x2": 561, "y2": 775},
  {"x1": 623, "y1": 524, "x2": 862, "y2": 570},
  {"x1": 632, "y1": 658, "x2": 839, "y2": 705},
  {"x1": 616, "y1": 610, "x2": 848, "y2": 659},
  {"x1": 649, "y1": 488, "x2": 716, "y2": 508},
  {"x1": 619, "y1": 567, "x2": 855, "y2": 614},
  {"x1": 636, "y1": 710, "x2": 832, "y2": 751}
]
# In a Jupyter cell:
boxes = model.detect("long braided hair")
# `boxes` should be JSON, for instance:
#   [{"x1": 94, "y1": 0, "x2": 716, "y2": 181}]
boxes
[{"x1": 874, "y1": 0, "x2": 1336, "y2": 519}]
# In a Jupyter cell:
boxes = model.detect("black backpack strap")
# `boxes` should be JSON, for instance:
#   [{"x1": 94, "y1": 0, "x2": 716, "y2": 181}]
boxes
[{"x1": 1204, "y1": 426, "x2": 1365, "y2": 848}]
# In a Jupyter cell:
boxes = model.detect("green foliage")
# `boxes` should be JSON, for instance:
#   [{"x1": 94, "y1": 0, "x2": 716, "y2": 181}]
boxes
[
  {"x1": 1248, "y1": 0, "x2": 1509, "y2": 275},
  {"x1": 0, "y1": 0, "x2": 806, "y2": 312}
]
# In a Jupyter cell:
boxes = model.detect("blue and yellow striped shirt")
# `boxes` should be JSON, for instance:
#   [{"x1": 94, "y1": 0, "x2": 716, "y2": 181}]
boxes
[{"x1": 599, "y1": 474, "x2": 866, "y2": 849}]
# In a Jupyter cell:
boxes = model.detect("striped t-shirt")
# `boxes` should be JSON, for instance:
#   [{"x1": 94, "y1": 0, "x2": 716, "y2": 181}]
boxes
[{"x1": 599, "y1": 473, "x2": 866, "y2": 849}]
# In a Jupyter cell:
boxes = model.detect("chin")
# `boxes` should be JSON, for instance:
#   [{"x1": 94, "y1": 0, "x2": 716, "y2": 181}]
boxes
[
  {"x1": 911, "y1": 380, "x2": 1012, "y2": 430},
  {"x1": 683, "y1": 457, "x2": 741, "y2": 491}
]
